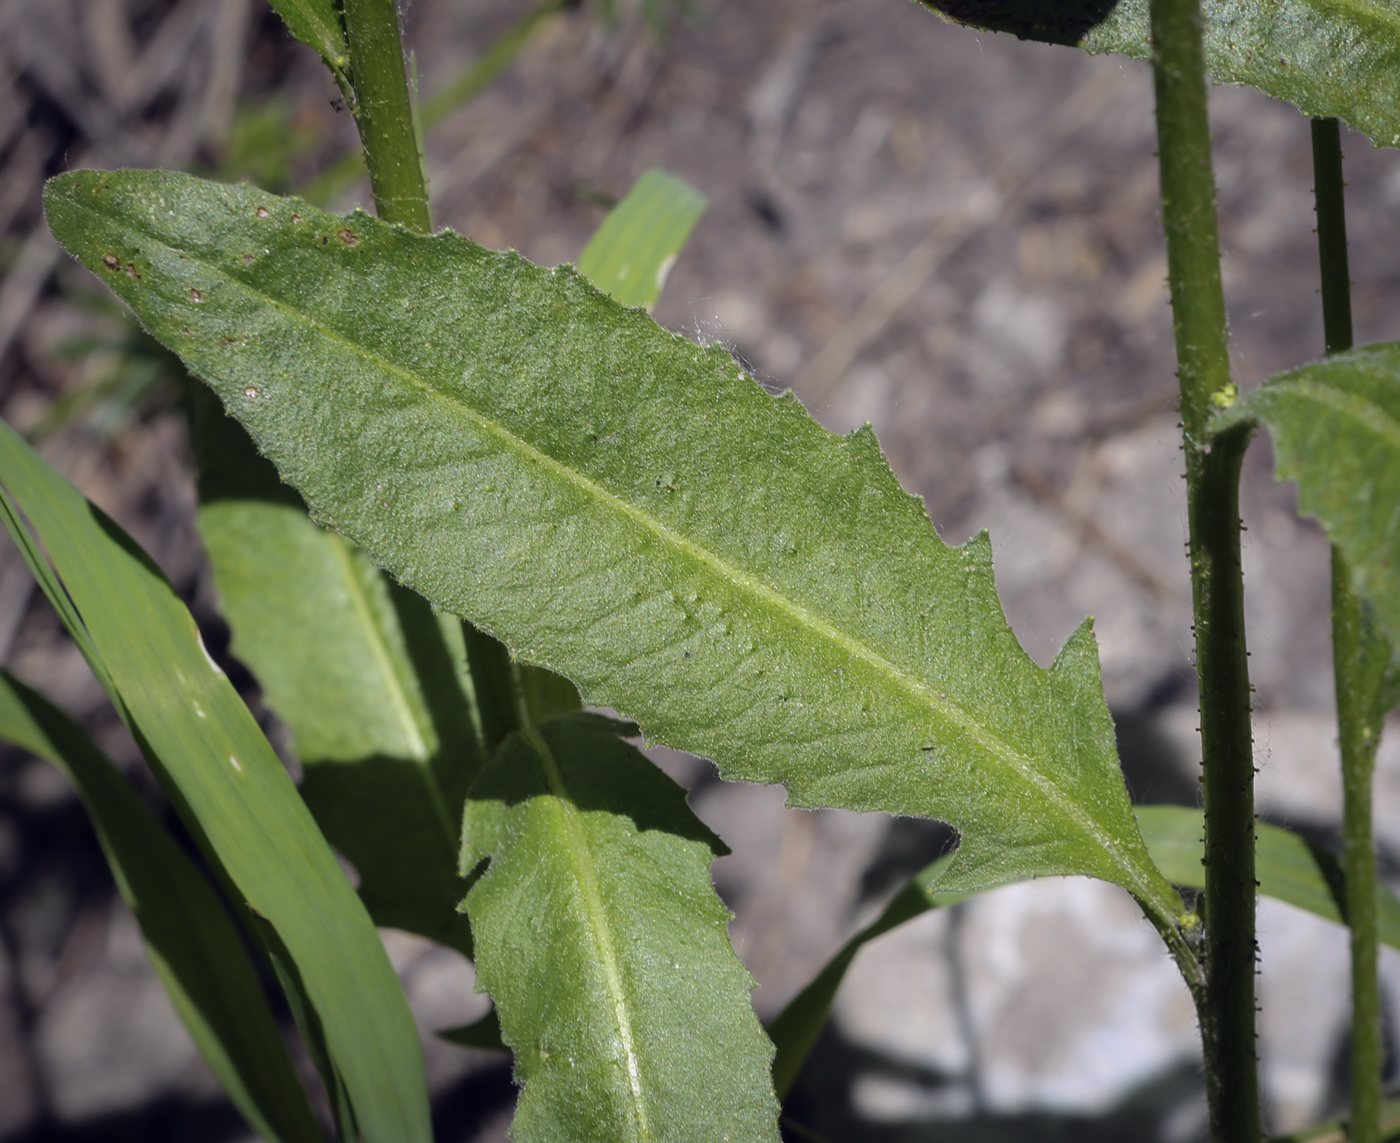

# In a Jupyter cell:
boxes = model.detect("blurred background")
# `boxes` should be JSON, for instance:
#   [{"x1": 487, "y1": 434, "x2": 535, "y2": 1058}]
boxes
[{"x1": 2, "y1": 0, "x2": 1400, "y2": 1139}]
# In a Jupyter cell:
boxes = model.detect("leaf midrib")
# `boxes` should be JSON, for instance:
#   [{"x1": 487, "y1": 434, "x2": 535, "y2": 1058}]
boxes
[
  {"x1": 523, "y1": 726, "x2": 652, "y2": 1141},
  {"x1": 112, "y1": 210, "x2": 1167, "y2": 914}
]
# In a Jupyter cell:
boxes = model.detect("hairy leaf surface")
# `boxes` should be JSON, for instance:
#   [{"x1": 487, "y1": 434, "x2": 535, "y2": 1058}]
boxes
[
  {"x1": 0, "y1": 670, "x2": 321, "y2": 1143},
  {"x1": 918, "y1": 0, "x2": 1400, "y2": 148},
  {"x1": 460, "y1": 712, "x2": 779, "y2": 1142},
  {"x1": 44, "y1": 169, "x2": 1183, "y2": 937},
  {"x1": 0, "y1": 417, "x2": 430, "y2": 1143},
  {"x1": 1212, "y1": 344, "x2": 1400, "y2": 651},
  {"x1": 194, "y1": 393, "x2": 482, "y2": 954}
]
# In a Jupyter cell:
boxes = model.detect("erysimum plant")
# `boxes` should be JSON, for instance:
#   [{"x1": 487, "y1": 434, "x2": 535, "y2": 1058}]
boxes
[{"x1": 6, "y1": 0, "x2": 1400, "y2": 1140}]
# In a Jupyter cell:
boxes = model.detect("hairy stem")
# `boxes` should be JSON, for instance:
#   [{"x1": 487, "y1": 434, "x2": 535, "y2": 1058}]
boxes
[
  {"x1": 1312, "y1": 114, "x2": 1381, "y2": 1143},
  {"x1": 341, "y1": 0, "x2": 431, "y2": 233},
  {"x1": 1149, "y1": 0, "x2": 1259, "y2": 1139}
]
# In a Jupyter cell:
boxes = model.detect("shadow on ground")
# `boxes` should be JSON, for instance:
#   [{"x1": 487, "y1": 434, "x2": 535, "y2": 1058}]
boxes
[{"x1": 784, "y1": 1022, "x2": 1206, "y2": 1143}]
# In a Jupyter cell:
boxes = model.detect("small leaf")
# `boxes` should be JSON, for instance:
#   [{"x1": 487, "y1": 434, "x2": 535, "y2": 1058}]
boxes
[
  {"x1": 265, "y1": 0, "x2": 349, "y2": 90},
  {"x1": 0, "y1": 670, "x2": 321, "y2": 1143},
  {"x1": 918, "y1": 1, "x2": 1400, "y2": 149},
  {"x1": 459, "y1": 712, "x2": 780, "y2": 1142},
  {"x1": 193, "y1": 390, "x2": 482, "y2": 955},
  {"x1": 578, "y1": 169, "x2": 708, "y2": 310},
  {"x1": 44, "y1": 169, "x2": 1187, "y2": 956},
  {"x1": 0, "y1": 416, "x2": 430, "y2": 1143},
  {"x1": 1211, "y1": 343, "x2": 1400, "y2": 652}
]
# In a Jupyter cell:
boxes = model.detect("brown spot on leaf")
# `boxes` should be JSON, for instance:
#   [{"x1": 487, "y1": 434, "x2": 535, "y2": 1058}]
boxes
[
  {"x1": 291, "y1": 213, "x2": 302, "y2": 224},
  {"x1": 102, "y1": 253, "x2": 119, "y2": 271},
  {"x1": 190, "y1": 289, "x2": 203, "y2": 303},
  {"x1": 125, "y1": 263, "x2": 140, "y2": 280},
  {"x1": 337, "y1": 228, "x2": 359, "y2": 246},
  {"x1": 242, "y1": 254, "x2": 254, "y2": 264},
  {"x1": 256, "y1": 206, "x2": 270, "y2": 219}
]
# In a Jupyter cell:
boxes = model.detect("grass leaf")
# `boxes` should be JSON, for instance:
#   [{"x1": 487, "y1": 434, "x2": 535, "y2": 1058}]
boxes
[
  {"x1": 460, "y1": 712, "x2": 779, "y2": 1141},
  {"x1": 770, "y1": 804, "x2": 1400, "y2": 1098},
  {"x1": 193, "y1": 389, "x2": 482, "y2": 955},
  {"x1": 1139, "y1": 805, "x2": 1400, "y2": 947},
  {"x1": 578, "y1": 169, "x2": 707, "y2": 310},
  {"x1": 0, "y1": 670, "x2": 321, "y2": 1143},
  {"x1": 0, "y1": 415, "x2": 431, "y2": 1143}
]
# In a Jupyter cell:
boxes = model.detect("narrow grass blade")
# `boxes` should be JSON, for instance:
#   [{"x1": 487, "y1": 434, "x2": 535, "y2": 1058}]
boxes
[
  {"x1": 917, "y1": 1, "x2": 1400, "y2": 149},
  {"x1": 193, "y1": 390, "x2": 482, "y2": 955},
  {"x1": 44, "y1": 170, "x2": 1189, "y2": 961},
  {"x1": 0, "y1": 670, "x2": 321, "y2": 1143},
  {"x1": 767, "y1": 855, "x2": 970, "y2": 1100},
  {"x1": 1137, "y1": 804, "x2": 1400, "y2": 948},
  {"x1": 0, "y1": 418, "x2": 430, "y2": 1143},
  {"x1": 578, "y1": 169, "x2": 707, "y2": 310},
  {"x1": 460, "y1": 712, "x2": 780, "y2": 1142},
  {"x1": 771, "y1": 801, "x2": 1400, "y2": 1098}
]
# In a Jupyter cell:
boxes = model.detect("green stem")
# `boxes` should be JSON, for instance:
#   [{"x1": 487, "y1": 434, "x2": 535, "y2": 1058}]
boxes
[
  {"x1": 1148, "y1": 1, "x2": 1259, "y2": 1139},
  {"x1": 302, "y1": 0, "x2": 567, "y2": 209},
  {"x1": 341, "y1": 0, "x2": 432, "y2": 233},
  {"x1": 1336, "y1": 550, "x2": 1382, "y2": 1143},
  {"x1": 1311, "y1": 115, "x2": 1381, "y2": 1143}
]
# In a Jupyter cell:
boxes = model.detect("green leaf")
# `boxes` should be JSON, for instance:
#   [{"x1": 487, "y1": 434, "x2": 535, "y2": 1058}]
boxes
[
  {"x1": 1137, "y1": 804, "x2": 1400, "y2": 948},
  {"x1": 42, "y1": 169, "x2": 1186, "y2": 951},
  {"x1": 264, "y1": 0, "x2": 350, "y2": 91},
  {"x1": 1211, "y1": 344, "x2": 1400, "y2": 653},
  {"x1": 1274, "y1": 1095, "x2": 1400, "y2": 1141},
  {"x1": 459, "y1": 712, "x2": 780, "y2": 1142},
  {"x1": 0, "y1": 670, "x2": 321, "y2": 1143},
  {"x1": 193, "y1": 390, "x2": 482, "y2": 955},
  {"x1": 578, "y1": 169, "x2": 708, "y2": 310},
  {"x1": 0, "y1": 415, "x2": 430, "y2": 1143},
  {"x1": 917, "y1": 1, "x2": 1400, "y2": 149}
]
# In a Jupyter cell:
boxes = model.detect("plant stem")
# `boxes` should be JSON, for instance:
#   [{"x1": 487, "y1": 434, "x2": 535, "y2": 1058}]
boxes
[
  {"x1": 303, "y1": 0, "x2": 567, "y2": 210},
  {"x1": 341, "y1": 0, "x2": 432, "y2": 233},
  {"x1": 1311, "y1": 114, "x2": 1381, "y2": 1143},
  {"x1": 1311, "y1": 119, "x2": 1353, "y2": 359},
  {"x1": 1148, "y1": 1, "x2": 1259, "y2": 1139},
  {"x1": 1335, "y1": 548, "x2": 1382, "y2": 1143}
]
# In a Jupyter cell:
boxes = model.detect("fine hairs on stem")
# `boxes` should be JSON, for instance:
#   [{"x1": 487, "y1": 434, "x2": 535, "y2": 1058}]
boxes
[{"x1": 1149, "y1": 0, "x2": 1259, "y2": 1138}]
